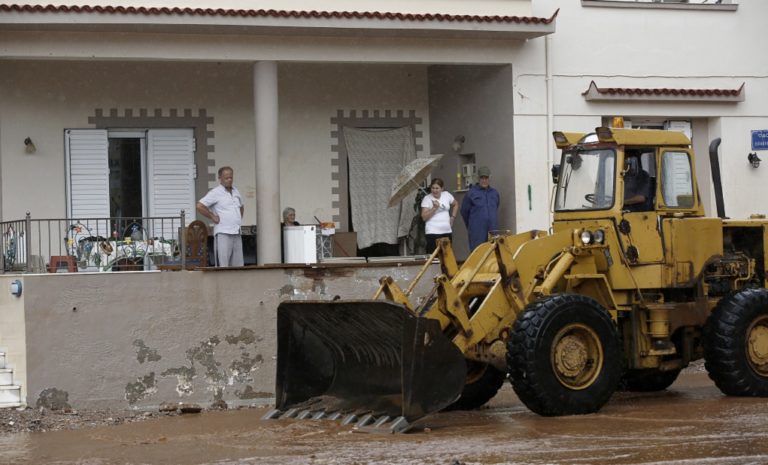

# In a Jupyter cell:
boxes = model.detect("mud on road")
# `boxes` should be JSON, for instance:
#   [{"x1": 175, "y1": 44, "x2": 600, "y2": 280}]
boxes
[{"x1": 2, "y1": 369, "x2": 768, "y2": 465}]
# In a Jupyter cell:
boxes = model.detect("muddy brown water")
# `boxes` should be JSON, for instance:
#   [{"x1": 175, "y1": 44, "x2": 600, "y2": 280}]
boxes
[{"x1": 2, "y1": 370, "x2": 768, "y2": 465}]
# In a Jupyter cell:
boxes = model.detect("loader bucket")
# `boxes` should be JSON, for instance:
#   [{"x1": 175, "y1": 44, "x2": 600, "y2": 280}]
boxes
[{"x1": 273, "y1": 300, "x2": 466, "y2": 429}]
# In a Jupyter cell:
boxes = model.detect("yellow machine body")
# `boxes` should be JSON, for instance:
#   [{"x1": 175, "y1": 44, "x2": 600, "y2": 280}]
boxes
[{"x1": 269, "y1": 127, "x2": 768, "y2": 432}]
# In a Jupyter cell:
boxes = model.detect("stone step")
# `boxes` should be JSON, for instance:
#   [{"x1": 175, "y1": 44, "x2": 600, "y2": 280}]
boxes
[
  {"x1": 0, "y1": 369, "x2": 12, "y2": 386},
  {"x1": 0, "y1": 385, "x2": 21, "y2": 405}
]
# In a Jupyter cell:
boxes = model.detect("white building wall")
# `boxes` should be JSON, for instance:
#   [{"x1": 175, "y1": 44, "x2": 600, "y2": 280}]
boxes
[
  {"x1": 278, "y1": 63, "x2": 430, "y2": 224},
  {"x1": 0, "y1": 61, "x2": 255, "y2": 222},
  {"x1": 0, "y1": 61, "x2": 434, "y2": 227},
  {"x1": 524, "y1": 0, "x2": 768, "y2": 225}
]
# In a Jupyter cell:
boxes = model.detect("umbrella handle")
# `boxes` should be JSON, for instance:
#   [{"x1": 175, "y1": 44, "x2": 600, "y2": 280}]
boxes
[{"x1": 410, "y1": 178, "x2": 429, "y2": 195}]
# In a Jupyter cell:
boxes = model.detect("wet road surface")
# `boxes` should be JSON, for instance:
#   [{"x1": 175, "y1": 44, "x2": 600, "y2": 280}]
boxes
[{"x1": 2, "y1": 369, "x2": 768, "y2": 465}]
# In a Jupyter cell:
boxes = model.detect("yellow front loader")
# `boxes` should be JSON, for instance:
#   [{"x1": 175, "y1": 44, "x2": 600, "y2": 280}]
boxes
[{"x1": 265, "y1": 127, "x2": 768, "y2": 432}]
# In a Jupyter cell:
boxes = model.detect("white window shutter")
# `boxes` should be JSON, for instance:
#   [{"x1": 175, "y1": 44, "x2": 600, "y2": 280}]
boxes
[
  {"x1": 147, "y1": 129, "x2": 196, "y2": 236},
  {"x1": 65, "y1": 129, "x2": 109, "y2": 220}
]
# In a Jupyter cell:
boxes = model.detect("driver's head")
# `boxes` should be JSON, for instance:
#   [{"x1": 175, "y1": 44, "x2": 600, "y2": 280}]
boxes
[{"x1": 625, "y1": 156, "x2": 640, "y2": 177}]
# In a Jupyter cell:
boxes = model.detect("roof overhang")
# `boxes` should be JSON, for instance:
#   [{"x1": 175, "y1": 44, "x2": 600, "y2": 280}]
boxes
[
  {"x1": 0, "y1": 4, "x2": 558, "y2": 40},
  {"x1": 596, "y1": 127, "x2": 691, "y2": 147},
  {"x1": 583, "y1": 80, "x2": 745, "y2": 103}
]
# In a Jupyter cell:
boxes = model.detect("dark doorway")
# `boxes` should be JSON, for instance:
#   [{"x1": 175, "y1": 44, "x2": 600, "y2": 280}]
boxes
[{"x1": 108, "y1": 138, "x2": 143, "y2": 219}]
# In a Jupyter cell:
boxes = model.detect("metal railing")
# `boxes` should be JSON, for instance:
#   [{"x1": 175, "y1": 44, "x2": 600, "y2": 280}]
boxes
[{"x1": 0, "y1": 211, "x2": 189, "y2": 273}]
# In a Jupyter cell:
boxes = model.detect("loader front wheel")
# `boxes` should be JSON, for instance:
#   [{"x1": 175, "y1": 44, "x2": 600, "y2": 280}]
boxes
[
  {"x1": 507, "y1": 294, "x2": 621, "y2": 416},
  {"x1": 704, "y1": 288, "x2": 768, "y2": 396},
  {"x1": 445, "y1": 361, "x2": 506, "y2": 411}
]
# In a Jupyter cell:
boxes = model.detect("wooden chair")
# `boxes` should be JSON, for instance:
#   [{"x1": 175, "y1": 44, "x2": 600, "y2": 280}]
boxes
[
  {"x1": 158, "y1": 220, "x2": 209, "y2": 270},
  {"x1": 48, "y1": 255, "x2": 77, "y2": 273}
]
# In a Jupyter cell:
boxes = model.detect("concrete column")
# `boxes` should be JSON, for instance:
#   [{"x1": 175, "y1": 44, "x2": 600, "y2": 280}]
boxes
[{"x1": 254, "y1": 61, "x2": 280, "y2": 265}]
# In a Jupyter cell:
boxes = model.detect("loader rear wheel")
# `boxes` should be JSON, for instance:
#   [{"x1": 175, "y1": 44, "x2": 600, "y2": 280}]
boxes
[
  {"x1": 445, "y1": 361, "x2": 506, "y2": 411},
  {"x1": 704, "y1": 288, "x2": 768, "y2": 396},
  {"x1": 619, "y1": 368, "x2": 681, "y2": 392},
  {"x1": 507, "y1": 294, "x2": 621, "y2": 416}
]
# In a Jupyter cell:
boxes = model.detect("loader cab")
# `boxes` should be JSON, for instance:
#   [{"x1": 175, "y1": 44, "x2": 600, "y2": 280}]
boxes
[
  {"x1": 552, "y1": 127, "x2": 704, "y2": 267},
  {"x1": 552, "y1": 128, "x2": 702, "y2": 218}
]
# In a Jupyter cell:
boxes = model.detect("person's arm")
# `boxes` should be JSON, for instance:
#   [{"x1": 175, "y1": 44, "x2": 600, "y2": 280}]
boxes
[
  {"x1": 196, "y1": 201, "x2": 220, "y2": 224},
  {"x1": 623, "y1": 175, "x2": 649, "y2": 206},
  {"x1": 449, "y1": 199, "x2": 458, "y2": 225},
  {"x1": 237, "y1": 190, "x2": 245, "y2": 218},
  {"x1": 624, "y1": 193, "x2": 646, "y2": 205},
  {"x1": 460, "y1": 195, "x2": 471, "y2": 224},
  {"x1": 420, "y1": 197, "x2": 439, "y2": 222},
  {"x1": 421, "y1": 206, "x2": 435, "y2": 222},
  {"x1": 421, "y1": 202, "x2": 440, "y2": 222}
]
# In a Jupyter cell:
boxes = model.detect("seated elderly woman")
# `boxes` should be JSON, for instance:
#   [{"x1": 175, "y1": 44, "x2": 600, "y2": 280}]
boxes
[
  {"x1": 281, "y1": 207, "x2": 300, "y2": 227},
  {"x1": 281, "y1": 207, "x2": 299, "y2": 263}
]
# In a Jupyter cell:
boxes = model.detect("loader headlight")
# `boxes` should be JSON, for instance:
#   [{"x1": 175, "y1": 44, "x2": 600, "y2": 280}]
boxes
[
  {"x1": 580, "y1": 230, "x2": 593, "y2": 245},
  {"x1": 593, "y1": 229, "x2": 606, "y2": 244}
]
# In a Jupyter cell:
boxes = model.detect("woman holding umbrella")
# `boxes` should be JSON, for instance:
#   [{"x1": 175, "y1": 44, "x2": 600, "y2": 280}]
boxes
[{"x1": 420, "y1": 177, "x2": 458, "y2": 253}]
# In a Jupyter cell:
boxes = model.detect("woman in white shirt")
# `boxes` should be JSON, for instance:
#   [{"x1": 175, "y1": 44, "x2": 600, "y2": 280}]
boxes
[{"x1": 420, "y1": 178, "x2": 458, "y2": 253}]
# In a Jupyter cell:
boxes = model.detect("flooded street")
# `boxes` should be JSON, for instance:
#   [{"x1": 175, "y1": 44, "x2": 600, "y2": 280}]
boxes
[{"x1": 3, "y1": 369, "x2": 768, "y2": 465}]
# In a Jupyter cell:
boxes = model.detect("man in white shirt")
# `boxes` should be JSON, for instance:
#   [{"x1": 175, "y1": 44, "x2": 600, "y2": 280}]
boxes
[{"x1": 196, "y1": 166, "x2": 244, "y2": 267}]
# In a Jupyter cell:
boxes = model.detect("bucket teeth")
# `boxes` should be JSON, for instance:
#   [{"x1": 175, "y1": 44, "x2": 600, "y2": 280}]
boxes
[
  {"x1": 341, "y1": 414, "x2": 358, "y2": 425},
  {"x1": 355, "y1": 414, "x2": 375, "y2": 428},
  {"x1": 261, "y1": 409, "x2": 282, "y2": 420},
  {"x1": 297, "y1": 410, "x2": 313, "y2": 419},
  {"x1": 354, "y1": 415, "x2": 412, "y2": 434},
  {"x1": 262, "y1": 409, "x2": 412, "y2": 434},
  {"x1": 373, "y1": 416, "x2": 391, "y2": 427}
]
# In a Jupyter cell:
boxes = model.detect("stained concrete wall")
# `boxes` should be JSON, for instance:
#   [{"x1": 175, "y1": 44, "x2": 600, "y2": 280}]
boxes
[
  {"x1": 0, "y1": 276, "x2": 27, "y2": 402},
  {"x1": 6, "y1": 262, "x2": 437, "y2": 410}
]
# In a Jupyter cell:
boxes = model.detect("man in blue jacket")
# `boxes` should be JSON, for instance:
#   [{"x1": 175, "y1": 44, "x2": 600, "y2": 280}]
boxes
[{"x1": 460, "y1": 166, "x2": 500, "y2": 251}]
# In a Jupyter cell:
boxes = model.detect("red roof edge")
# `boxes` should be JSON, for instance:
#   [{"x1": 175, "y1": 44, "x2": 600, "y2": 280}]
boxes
[
  {"x1": 583, "y1": 80, "x2": 745, "y2": 98},
  {"x1": 0, "y1": 4, "x2": 559, "y2": 25}
]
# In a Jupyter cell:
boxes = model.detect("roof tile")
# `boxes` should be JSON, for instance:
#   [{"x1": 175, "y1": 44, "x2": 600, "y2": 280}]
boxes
[
  {"x1": 0, "y1": 3, "x2": 558, "y2": 25},
  {"x1": 582, "y1": 80, "x2": 745, "y2": 102}
]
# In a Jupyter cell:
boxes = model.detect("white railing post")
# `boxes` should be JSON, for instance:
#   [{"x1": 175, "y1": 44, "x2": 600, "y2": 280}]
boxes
[
  {"x1": 25, "y1": 212, "x2": 32, "y2": 273},
  {"x1": 180, "y1": 210, "x2": 186, "y2": 269}
]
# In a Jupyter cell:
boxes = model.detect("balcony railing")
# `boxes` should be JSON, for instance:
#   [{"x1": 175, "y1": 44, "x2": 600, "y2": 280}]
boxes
[{"x1": 1, "y1": 212, "x2": 189, "y2": 273}]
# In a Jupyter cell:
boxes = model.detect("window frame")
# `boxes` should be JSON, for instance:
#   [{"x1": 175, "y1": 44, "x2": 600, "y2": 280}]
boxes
[
  {"x1": 657, "y1": 149, "x2": 697, "y2": 211},
  {"x1": 554, "y1": 147, "x2": 618, "y2": 213}
]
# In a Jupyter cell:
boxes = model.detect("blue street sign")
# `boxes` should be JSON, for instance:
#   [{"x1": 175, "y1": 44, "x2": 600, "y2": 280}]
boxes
[{"x1": 752, "y1": 130, "x2": 768, "y2": 151}]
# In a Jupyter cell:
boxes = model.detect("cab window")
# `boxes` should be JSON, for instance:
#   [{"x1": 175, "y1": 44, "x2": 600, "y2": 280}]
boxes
[
  {"x1": 660, "y1": 151, "x2": 694, "y2": 208},
  {"x1": 554, "y1": 149, "x2": 616, "y2": 211}
]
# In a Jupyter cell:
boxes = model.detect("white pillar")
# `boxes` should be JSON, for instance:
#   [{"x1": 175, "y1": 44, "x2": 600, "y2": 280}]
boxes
[{"x1": 254, "y1": 61, "x2": 280, "y2": 265}]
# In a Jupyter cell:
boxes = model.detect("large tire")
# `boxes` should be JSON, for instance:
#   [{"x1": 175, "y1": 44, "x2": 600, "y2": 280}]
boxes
[
  {"x1": 704, "y1": 288, "x2": 768, "y2": 396},
  {"x1": 619, "y1": 368, "x2": 681, "y2": 392},
  {"x1": 445, "y1": 361, "x2": 506, "y2": 411},
  {"x1": 507, "y1": 294, "x2": 622, "y2": 416}
]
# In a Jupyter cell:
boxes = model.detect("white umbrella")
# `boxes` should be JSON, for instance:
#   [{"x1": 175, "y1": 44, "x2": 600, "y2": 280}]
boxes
[{"x1": 387, "y1": 154, "x2": 444, "y2": 208}]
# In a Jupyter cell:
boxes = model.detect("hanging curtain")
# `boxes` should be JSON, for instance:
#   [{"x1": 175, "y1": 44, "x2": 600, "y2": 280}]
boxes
[{"x1": 344, "y1": 126, "x2": 416, "y2": 249}]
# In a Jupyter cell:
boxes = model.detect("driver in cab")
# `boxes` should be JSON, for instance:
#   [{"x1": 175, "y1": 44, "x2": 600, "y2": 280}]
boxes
[{"x1": 623, "y1": 155, "x2": 652, "y2": 212}]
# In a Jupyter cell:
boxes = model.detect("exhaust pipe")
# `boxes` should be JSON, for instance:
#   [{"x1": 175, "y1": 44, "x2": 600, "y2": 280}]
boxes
[{"x1": 708, "y1": 138, "x2": 726, "y2": 219}]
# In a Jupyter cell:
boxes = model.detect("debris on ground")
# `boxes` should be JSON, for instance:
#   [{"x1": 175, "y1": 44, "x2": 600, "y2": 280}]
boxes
[{"x1": 0, "y1": 402, "x2": 250, "y2": 434}]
